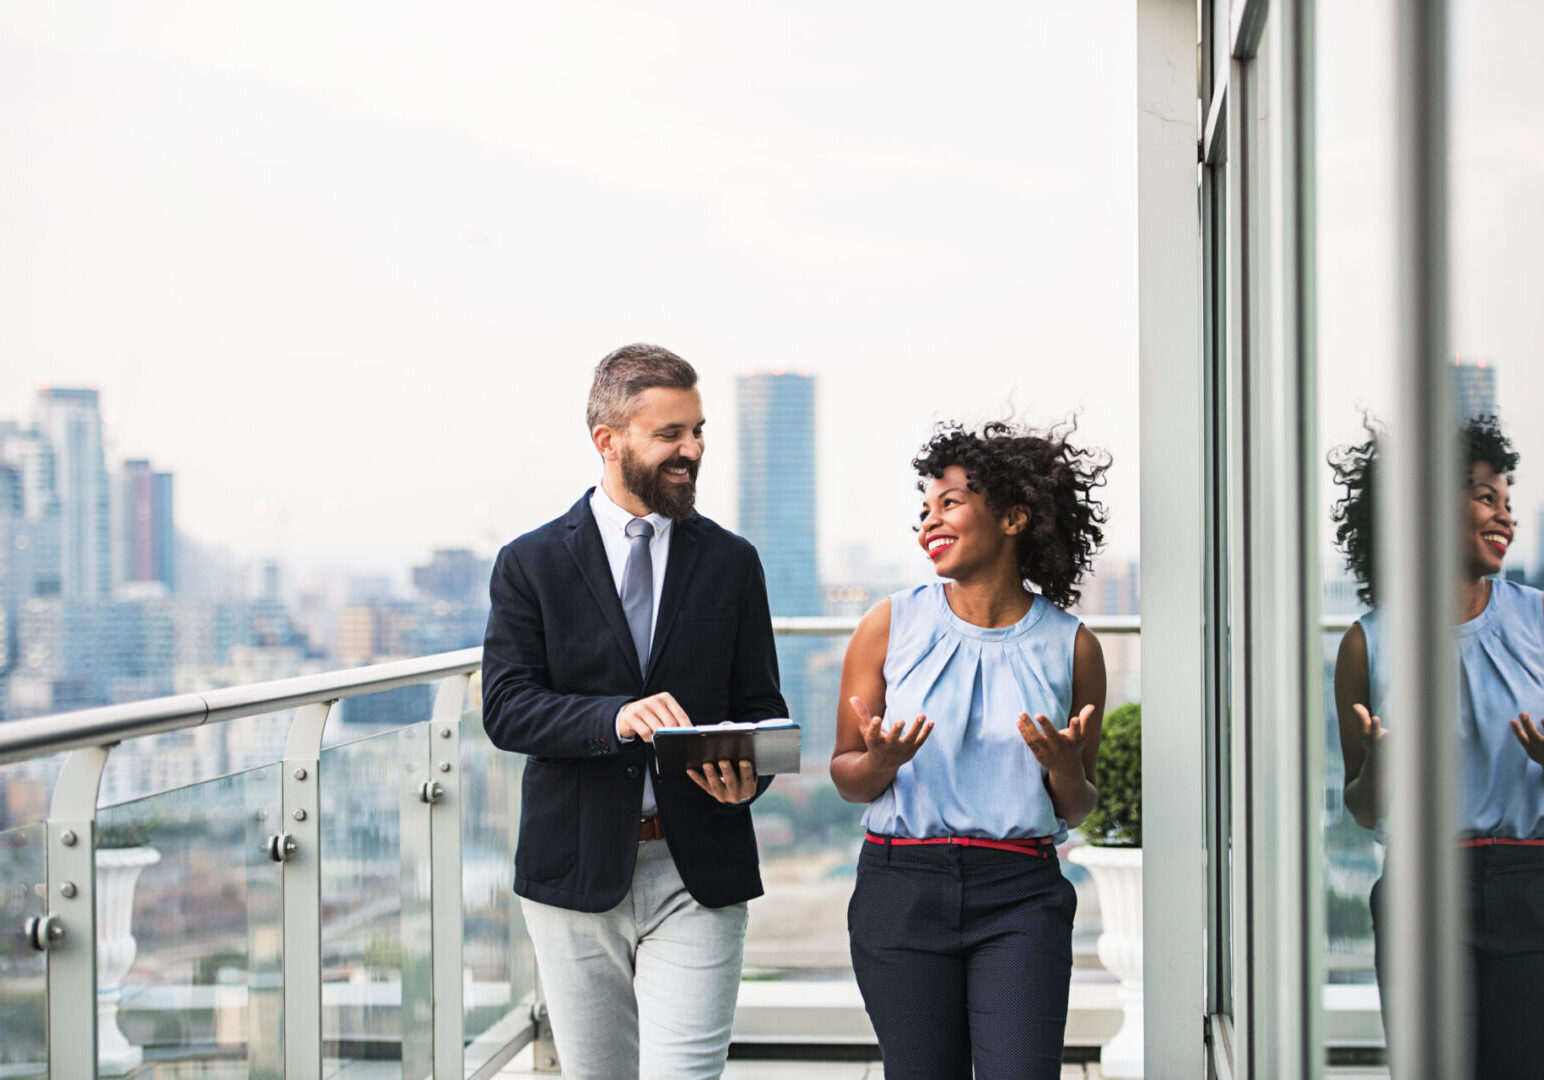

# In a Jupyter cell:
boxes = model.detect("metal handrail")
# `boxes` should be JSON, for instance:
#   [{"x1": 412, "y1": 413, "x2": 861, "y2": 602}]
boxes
[{"x1": 0, "y1": 647, "x2": 482, "y2": 765}]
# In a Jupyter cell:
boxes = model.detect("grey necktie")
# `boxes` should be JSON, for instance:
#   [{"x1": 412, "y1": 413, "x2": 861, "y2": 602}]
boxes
[{"x1": 621, "y1": 517, "x2": 654, "y2": 670}]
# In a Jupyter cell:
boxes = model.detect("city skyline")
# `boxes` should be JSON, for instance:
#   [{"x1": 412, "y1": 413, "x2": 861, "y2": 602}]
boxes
[
  {"x1": 0, "y1": 373, "x2": 1154, "y2": 725},
  {"x1": 0, "y1": 368, "x2": 1142, "y2": 589}
]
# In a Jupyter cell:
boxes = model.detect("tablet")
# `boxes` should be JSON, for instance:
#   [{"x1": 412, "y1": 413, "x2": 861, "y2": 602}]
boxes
[{"x1": 651, "y1": 719, "x2": 802, "y2": 775}]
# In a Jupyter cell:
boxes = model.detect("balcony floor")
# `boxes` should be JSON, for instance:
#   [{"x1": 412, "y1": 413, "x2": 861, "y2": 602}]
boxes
[{"x1": 496, "y1": 1048, "x2": 1105, "y2": 1077}]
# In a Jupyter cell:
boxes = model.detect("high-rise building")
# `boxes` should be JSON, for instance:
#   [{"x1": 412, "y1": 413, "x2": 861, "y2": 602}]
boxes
[
  {"x1": 34, "y1": 388, "x2": 110, "y2": 599},
  {"x1": 1452, "y1": 357, "x2": 1499, "y2": 422},
  {"x1": 0, "y1": 423, "x2": 63, "y2": 600},
  {"x1": 118, "y1": 459, "x2": 176, "y2": 593},
  {"x1": 736, "y1": 372, "x2": 820, "y2": 616},
  {"x1": 0, "y1": 463, "x2": 18, "y2": 691},
  {"x1": 736, "y1": 372, "x2": 826, "y2": 757},
  {"x1": 1533, "y1": 508, "x2": 1544, "y2": 587},
  {"x1": 412, "y1": 548, "x2": 488, "y2": 607},
  {"x1": 1074, "y1": 557, "x2": 1142, "y2": 617}
]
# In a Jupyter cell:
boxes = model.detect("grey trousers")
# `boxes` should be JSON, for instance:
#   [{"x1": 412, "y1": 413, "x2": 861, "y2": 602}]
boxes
[{"x1": 519, "y1": 838, "x2": 749, "y2": 1080}]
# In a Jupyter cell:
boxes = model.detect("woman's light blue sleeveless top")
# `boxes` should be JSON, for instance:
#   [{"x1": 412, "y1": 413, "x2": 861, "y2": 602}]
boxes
[
  {"x1": 1360, "y1": 578, "x2": 1544, "y2": 839},
  {"x1": 861, "y1": 583, "x2": 1082, "y2": 842}
]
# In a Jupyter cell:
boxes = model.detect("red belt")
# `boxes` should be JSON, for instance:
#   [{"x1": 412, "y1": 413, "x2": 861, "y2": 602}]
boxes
[
  {"x1": 1460, "y1": 837, "x2": 1544, "y2": 848},
  {"x1": 865, "y1": 831, "x2": 1055, "y2": 857}
]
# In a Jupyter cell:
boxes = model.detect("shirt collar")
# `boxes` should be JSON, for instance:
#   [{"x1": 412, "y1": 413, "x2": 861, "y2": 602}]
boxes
[{"x1": 590, "y1": 483, "x2": 670, "y2": 539}]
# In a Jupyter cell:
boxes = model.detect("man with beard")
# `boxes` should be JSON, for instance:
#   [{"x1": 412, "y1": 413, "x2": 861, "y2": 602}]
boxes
[{"x1": 481, "y1": 343, "x2": 787, "y2": 1080}]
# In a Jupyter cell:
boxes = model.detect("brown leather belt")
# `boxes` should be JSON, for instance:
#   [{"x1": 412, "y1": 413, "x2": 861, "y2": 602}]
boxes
[{"x1": 638, "y1": 816, "x2": 664, "y2": 843}]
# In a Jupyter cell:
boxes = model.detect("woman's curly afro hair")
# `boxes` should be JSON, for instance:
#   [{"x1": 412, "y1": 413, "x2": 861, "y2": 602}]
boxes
[
  {"x1": 912, "y1": 420, "x2": 1111, "y2": 608},
  {"x1": 1329, "y1": 413, "x2": 1518, "y2": 607}
]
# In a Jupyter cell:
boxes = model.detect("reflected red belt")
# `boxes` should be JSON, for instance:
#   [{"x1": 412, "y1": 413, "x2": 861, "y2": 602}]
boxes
[
  {"x1": 865, "y1": 831, "x2": 1055, "y2": 857},
  {"x1": 1459, "y1": 837, "x2": 1544, "y2": 848}
]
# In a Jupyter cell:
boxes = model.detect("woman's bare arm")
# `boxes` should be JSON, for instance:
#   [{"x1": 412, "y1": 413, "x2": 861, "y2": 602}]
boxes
[
  {"x1": 829, "y1": 601, "x2": 933, "y2": 803},
  {"x1": 1335, "y1": 624, "x2": 1385, "y2": 829},
  {"x1": 1038, "y1": 625, "x2": 1105, "y2": 827}
]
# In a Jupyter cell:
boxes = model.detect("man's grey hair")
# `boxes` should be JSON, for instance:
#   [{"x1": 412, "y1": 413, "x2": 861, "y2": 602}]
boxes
[{"x1": 586, "y1": 344, "x2": 698, "y2": 432}]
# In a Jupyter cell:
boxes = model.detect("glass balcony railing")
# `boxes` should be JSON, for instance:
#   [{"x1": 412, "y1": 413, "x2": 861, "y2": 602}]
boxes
[
  {"x1": 0, "y1": 648, "x2": 533, "y2": 1080},
  {"x1": 0, "y1": 617, "x2": 1167, "y2": 1077}
]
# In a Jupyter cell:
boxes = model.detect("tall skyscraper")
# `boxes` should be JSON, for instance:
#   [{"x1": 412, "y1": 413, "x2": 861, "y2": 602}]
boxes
[
  {"x1": 34, "y1": 388, "x2": 110, "y2": 599},
  {"x1": 0, "y1": 462, "x2": 18, "y2": 683},
  {"x1": 0, "y1": 423, "x2": 62, "y2": 599},
  {"x1": 1453, "y1": 358, "x2": 1499, "y2": 422},
  {"x1": 736, "y1": 372, "x2": 820, "y2": 616},
  {"x1": 118, "y1": 459, "x2": 176, "y2": 592},
  {"x1": 736, "y1": 372, "x2": 828, "y2": 760}
]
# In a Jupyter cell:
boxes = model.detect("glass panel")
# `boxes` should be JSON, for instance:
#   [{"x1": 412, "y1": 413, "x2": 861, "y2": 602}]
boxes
[
  {"x1": 0, "y1": 823, "x2": 48, "y2": 1079},
  {"x1": 745, "y1": 633, "x2": 864, "y2": 981},
  {"x1": 95, "y1": 766, "x2": 283, "y2": 1079},
  {"x1": 459, "y1": 674, "x2": 535, "y2": 1076},
  {"x1": 1448, "y1": 7, "x2": 1544, "y2": 1077},
  {"x1": 1316, "y1": 0, "x2": 1399, "y2": 1070},
  {"x1": 100, "y1": 723, "x2": 287, "y2": 808},
  {"x1": 0, "y1": 754, "x2": 66, "y2": 832},
  {"x1": 320, "y1": 724, "x2": 429, "y2": 1079}
]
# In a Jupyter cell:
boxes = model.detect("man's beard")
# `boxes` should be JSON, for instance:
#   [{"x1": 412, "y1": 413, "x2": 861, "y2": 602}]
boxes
[{"x1": 620, "y1": 446, "x2": 699, "y2": 520}]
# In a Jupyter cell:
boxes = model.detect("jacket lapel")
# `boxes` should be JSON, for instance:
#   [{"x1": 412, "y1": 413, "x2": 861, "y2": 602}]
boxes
[
  {"x1": 645, "y1": 514, "x2": 701, "y2": 684},
  {"x1": 562, "y1": 492, "x2": 644, "y2": 683}
]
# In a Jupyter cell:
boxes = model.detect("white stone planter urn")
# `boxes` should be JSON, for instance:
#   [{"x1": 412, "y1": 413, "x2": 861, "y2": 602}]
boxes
[
  {"x1": 1068, "y1": 843, "x2": 1144, "y2": 1079},
  {"x1": 95, "y1": 845, "x2": 161, "y2": 1076}
]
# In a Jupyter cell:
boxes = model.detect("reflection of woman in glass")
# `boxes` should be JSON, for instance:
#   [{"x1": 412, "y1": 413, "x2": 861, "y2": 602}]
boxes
[
  {"x1": 829, "y1": 421, "x2": 1109, "y2": 1080},
  {"x1": 1333, "y1": 415, "x2": 1544, "y2": 1077}
]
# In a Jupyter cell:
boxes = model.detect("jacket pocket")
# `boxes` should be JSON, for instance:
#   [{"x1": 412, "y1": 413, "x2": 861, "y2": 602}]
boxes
[{"x1": 517, "y1": 758, "x2": 579, "y2": 881}]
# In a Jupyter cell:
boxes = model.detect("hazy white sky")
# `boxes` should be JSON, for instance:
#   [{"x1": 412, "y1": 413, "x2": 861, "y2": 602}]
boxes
[{"x1": 0, "y1": 2, "x2": 1141, "y2": 585}]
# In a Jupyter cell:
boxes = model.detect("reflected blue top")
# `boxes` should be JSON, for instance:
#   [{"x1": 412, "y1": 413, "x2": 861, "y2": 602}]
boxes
[
  {"x1": 1361, "y1": 578, "x2": 1544, "y2": 839},
  {"x1": 862, "y1": 583, "x2": 1080, "y2": 843}
]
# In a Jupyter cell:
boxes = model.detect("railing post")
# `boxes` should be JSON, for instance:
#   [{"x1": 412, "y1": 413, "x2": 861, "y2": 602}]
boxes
[
  {"x1": 399, "y1": 723, "x2": 435, "y2": 1077},
  {"x1": 430, "y1": 674, "x2": 471, "y2": 1080},
  {"x1": 245, "y1": 766, "x2": 284, "y2": 1080},
  {"x1": 531, "y1": 980, "x2": 561, "y2": 1073},
  {"x1": 282, "y1": 701, "x2": 332, "y2": 1080},
  {"x1": 44, "y1": 745, "x2": 109, "y2": 1080}
]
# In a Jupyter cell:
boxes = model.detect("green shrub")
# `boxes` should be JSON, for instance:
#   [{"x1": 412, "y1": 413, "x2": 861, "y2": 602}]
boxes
[
  {"x1": 1079, "y1": 702, "x2": 1141, "y2": 847},
  {"x1": 95, "y1": 811, "x2": 164, "y2": 850}
]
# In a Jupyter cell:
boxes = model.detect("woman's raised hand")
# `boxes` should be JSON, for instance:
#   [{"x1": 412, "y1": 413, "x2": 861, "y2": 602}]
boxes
[
  {"x1": 1018, "y1": 704, "x2": 1093, "y2": 776},
  {"x1": 1354, "y1": 703, "x2": 1388, "y2": 773},
  {"x1": 1354, "y1": 703, "x2": 1386, "y2": 744},
  {"x1": 851, "y1": 696, "x2": 934, "y2": 770},
  {"x1": 1510, "y1": 712, "x2": 1544, "y2": 766}
]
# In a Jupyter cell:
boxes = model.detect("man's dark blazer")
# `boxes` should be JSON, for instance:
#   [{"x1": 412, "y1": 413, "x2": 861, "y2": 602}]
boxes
[{"x1": 482, "y1": 490, "x2": 787, "y2": 913}]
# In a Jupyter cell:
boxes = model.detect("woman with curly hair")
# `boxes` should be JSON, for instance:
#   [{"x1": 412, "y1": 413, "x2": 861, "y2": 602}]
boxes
[
  {"x1": 829, "y1": 420, "x2": 1110, "y2": 1079},
  {"x1": 1332, "y1": 414, "x2": 1544, "y2": 1076}
]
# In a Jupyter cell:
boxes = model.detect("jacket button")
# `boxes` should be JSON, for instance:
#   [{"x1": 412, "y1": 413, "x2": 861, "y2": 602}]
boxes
[{"x1": 625, "y1": 766, "x2": 641, "y2": 779}]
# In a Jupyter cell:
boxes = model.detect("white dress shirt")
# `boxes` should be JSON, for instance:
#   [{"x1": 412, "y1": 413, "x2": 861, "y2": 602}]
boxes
[{"x1": 589, "y1": 484, "x2": 672, "y2": 818}]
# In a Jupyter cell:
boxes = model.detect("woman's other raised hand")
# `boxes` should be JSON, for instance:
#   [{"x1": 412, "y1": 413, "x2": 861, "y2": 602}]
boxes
[
  {"x1": 1510, "y1": 712, "x2": 1544, "y2": 766},
  {"x1": 1017, "y1": 704, "x2": 1094, "y2": 777}
]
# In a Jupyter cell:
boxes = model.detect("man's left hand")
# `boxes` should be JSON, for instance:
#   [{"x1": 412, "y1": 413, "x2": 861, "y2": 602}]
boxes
[{"x1": 687, "y1": 759, "x2": 758, "y2": 804}]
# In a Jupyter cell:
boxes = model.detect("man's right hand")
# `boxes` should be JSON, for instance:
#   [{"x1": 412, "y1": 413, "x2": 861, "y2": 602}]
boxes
[{"x1": 617, "y1": 692, "x2": 693, "y2": 742}]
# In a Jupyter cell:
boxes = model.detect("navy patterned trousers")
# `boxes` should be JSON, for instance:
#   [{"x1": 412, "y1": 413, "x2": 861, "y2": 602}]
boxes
[
  {"x1": 1372, "y1": 845, "x2": 1544, "y2": 1079},
  {"x1": 848, "y1": 838, "x2": 1077, "y2": 1079}
]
